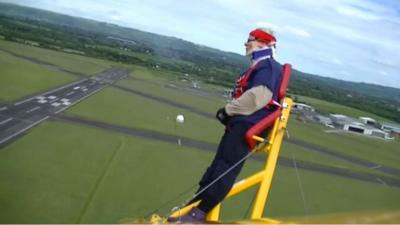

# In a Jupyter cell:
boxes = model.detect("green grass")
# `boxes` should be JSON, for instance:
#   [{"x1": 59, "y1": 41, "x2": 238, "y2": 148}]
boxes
[
  {"x1": 0, "y1": 50, "x2": 77, "y2": 101},
  {"x1": 65, "y1": 87, "x2": 222, "y2": 144},
  {"x1": 288, "y1": 117, "x2": 400, "y2": 171},
  {"x1": 220, "y1": 164, "x2": 400, "y2": 221},
  {"x1": 2, "y1": 41, "x2": 400, "y2": 223},
  {"x1": 0, "y1": 121, "x2": 209, "y2": 223},
  {"x1": 128, "y1": 65, "x2": 226, "y2": 98},
  {"x1": 128, "y1": 65, "x2": 202, "y2": 87},
  {"x1": 279, "y1": 142, "x2": 394, "y2": 178},
  {"x1": 266, "y1": 165, "x2": 400, "y2": 219},
  {"x1": 1, "y1": 121, "x2": 399, "y2": 223},
  {"x1": 0, "y1": 121, "x2": 123, "y2": 223},
  {"x1": 0, "y1": 120, "x2": 259, "y2": 223},
  {"x1": 128, "y1": 65, "x2": 175, "y2": 82},
  {"x1": 116, "y1": 77, "x2": 225, "y2": 114},
  {"x1": 111, "y1": 70, "x2": 400, "y2": 175},
  {"x1": 0, "y1": 39, "x2": 115, "y2": 75}
]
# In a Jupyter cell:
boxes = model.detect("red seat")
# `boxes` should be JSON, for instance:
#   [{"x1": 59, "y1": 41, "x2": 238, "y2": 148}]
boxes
[{"x1": 245, "y1": 64, "x2": 292, "y2": 149}]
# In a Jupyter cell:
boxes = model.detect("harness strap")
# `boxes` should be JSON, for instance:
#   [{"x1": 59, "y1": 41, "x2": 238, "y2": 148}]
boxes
[{"x1": 232, "y1": 61, "x2": 260, "y2": 99}]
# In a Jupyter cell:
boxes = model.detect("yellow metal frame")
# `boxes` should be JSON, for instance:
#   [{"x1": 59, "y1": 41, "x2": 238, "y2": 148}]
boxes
[{"x1": 169, "y1": 97, "x2": 293, "y2": 223}]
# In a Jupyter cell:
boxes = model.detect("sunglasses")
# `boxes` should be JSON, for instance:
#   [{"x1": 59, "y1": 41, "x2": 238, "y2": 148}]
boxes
[{"x1": 246, "y1": 38, "x2": 258, "y2": 43}]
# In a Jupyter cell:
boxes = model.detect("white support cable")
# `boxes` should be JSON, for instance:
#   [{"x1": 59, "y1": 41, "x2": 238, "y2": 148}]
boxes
[
  {"x1": 150, "y1": 134, "x2": 269, "y2": 220},
  {"x1": 292, "y1": 155, "x2": 309, "y2": 220},
  {"x1": 170, "y1": 149, "x2": 257, "y2": 219},
  {"x1": 186, "y1": 150, "x2": 256, "y2": 205}
]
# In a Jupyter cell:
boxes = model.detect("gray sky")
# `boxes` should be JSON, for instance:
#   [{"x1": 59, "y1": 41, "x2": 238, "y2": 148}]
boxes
[{"x1": 2, "y1": 0, "x2": 400, "y2": 88}]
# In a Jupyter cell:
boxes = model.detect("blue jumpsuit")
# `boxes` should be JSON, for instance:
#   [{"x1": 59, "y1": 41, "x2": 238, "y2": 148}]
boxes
[{"x1": 193, "y1": 58, "x2": 283, "y2": 213}]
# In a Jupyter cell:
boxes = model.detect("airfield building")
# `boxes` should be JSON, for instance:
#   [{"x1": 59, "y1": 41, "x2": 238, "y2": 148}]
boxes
[
  {"x1": 330, "y1": 114, "x2": 392, "y2": 139},
  {"x1": 314, "y1": 115, "x2": 333, "y2": 127},
  {"x1": 359, "y1": 117, "x2": 377, "y2": 126},
  {"x1": 379, "y1": 122, "x2": 400, "y2": 137}
]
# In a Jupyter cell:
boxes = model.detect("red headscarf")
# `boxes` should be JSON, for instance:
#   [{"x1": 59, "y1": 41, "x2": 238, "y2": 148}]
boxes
[{"x1": 249, "y1": 28, "x2": 276, "y2": 44}]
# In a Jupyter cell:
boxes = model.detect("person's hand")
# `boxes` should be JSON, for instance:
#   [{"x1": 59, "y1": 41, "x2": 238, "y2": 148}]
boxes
[{"x1": 216, "y1": 107, "x2": 230, "y2": 125}]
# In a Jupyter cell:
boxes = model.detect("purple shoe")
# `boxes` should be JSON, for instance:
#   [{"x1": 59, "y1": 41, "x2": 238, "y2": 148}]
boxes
[
  {"x1": 167, "y1": 216, "x2": 179, "y2": 223},
  {"x1": 167, "y1": 207, "x2": 206, "y2": 224}
]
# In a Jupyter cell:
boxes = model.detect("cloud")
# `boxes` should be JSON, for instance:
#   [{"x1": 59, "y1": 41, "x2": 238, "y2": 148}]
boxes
[
  {"x1": 332, "y1": 58, "x2": 343, "y2": 65},
  {"x1": 379, "y1": 71, "x2": 388, "y2": 76},
  {"x1": 255, "y1": 21, "x2": 278, "y2": 30},
  {"x1": 282, "y1": 26, "x2": 311, "y2": 38},
  {"x1": 335, "y1": 5, "x2": 381, "y2": 21}
]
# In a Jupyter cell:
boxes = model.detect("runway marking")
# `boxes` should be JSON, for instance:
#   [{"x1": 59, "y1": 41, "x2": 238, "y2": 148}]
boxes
[
  {"x1": 14, "y1": 78, "x2": 88, "y2": 106},
  {"x1": 55, "y1": 85, "x2": 107, "y2": 114},
  {"x1": 26, "y1": 106, "x2": 41, "y2": 113},
  {"x1": 51, "y1": 102, "x2": 61, "y2": 107},
  {"x1": 0, "y1": 118, "x2": 12, "y2": 125},
  {"x1": 0, "y1": 116, "x2": 49, "y2": 145},
  {"x1": 0, "y1": 106, "x2": 8, "y2": 111},
  {"x1": 14, "y1": 98, "x2": 33, "y2": 106},
  {"x1": 48, "y1": 98, "x2": 59, "y2": 104},
  {"x1": 8, "y1": 117, "x2": 35, "y2": 124},
  {"x1": 66, "y1": 91, "x2": 75, "y2": 96}
]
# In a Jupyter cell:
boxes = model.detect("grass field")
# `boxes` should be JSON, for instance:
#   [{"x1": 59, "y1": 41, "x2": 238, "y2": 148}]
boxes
[
  {"x1": 279, "y1": 142, "x2": 391, "y2": 178},
  {"x1": 221, "y1": 164, "x2": 400, "y2": 221},
  {"x1": 0, "y1": 40, "x2": 115, "y2": 75},
  {"x1": 0, "y1": 49, "x2": 77, "y2": 101},
  {"x1": 126, "y1": 65, "x2": 225, "y2": 102},
  {"x1": 0, "y1": 39, "x2": 123, "y2": 102},
  {"x1": 65, "y1": 86, "x2": 222, "y2": 144},
  {"x1": 0, "y1": 121, "x2": 399, "y2": 223},
  {"x1": 288, "y1": 117, "x2": 400, "y2": 170},
  {"x1": 116, "y1": 76, "x2": 225, "y2": 114},
  {"x1": 267, "y1": 164, "x2": 400, "y2": 219},
  {"x1": 68, "y1": 68, "x2": 400, "y2": 172},
  {"x1": 1, "y1": 41, "x2": 400, "y2": 223}
]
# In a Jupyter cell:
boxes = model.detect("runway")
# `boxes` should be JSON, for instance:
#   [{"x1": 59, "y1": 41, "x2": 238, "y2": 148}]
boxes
[{"x1": 0, "y1": 67, "x2": 129, "y2": 146}]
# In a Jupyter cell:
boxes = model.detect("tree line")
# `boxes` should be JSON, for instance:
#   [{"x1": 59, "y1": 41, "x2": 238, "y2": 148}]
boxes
[{"x1": 0, "y1": 12, "x2": 399, "y2": 123}]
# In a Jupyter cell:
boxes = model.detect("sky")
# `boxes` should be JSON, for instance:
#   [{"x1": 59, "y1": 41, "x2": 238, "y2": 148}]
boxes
[{"x1": 2, "y1": 0, "x2": 400, "y2": 88}]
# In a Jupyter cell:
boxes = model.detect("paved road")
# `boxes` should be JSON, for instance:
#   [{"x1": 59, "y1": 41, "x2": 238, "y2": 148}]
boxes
[
  {"x1": 0, "y1": 68, "x2": 129, "y2": 146},
  {"x1": 288, "y1": 138, "x2": 400, "y2": 177},
  {"x1": 54, "y1": 114, "x2": 400, "y2": 188}
]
